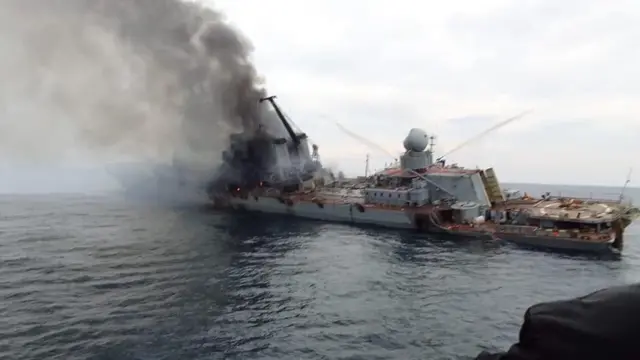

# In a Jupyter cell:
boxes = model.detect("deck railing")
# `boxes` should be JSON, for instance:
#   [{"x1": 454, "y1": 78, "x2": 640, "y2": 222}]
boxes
[
  {"x1": 549, "y1": 192, "x2": 632, "y2": 205},
  {"x1": 495, "y1": 225, "x2": 538, "y2": 235}
]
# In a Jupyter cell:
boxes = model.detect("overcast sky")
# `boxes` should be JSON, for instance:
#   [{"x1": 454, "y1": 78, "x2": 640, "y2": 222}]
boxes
[
  {"x1": 1, "y1": 0, "x2": 638, "y2": 193},
  {"x1": 207, "y1": 0, "x2": 639, "y2": 186}
]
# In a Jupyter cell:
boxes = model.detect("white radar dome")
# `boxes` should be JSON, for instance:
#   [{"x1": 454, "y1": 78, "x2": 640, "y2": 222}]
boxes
[{"x1": 403, "y1": 128, "x2": 429, "y2": 152}]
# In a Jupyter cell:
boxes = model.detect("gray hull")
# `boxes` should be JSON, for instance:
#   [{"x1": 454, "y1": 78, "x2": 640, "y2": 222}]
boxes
[
  {"x1": 498, "y1": 233, "x2": 614, "y2": 253},
  {"x1": 225, "y1": 196, "x2": 415, "y2": 229},
  {"x1": 222, "y1": 197, "x2": 617, "y2": 254}
]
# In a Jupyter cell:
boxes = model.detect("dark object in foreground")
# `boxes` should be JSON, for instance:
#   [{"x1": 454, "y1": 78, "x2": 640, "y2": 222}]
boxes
[{"x1": 476, "y1": 283, "x2": 640, "y2": 360}]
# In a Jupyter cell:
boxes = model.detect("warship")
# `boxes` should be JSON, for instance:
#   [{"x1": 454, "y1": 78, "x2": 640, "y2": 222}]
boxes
[{"x1": 208, "y1": 95, "x2": 637, "y2": 254}]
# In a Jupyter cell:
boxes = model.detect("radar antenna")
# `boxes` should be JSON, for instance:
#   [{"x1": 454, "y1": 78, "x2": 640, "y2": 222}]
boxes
[{"x1": 428, "y1": 135, "x2": 436, "y2": 153}]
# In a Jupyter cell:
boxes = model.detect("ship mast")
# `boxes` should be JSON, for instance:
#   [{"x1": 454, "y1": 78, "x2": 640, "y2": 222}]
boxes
[{"x1": 365, "y1": 154, "x2": 370, "y2": 177}]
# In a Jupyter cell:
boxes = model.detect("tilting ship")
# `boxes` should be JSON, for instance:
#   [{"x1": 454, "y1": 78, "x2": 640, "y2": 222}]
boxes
[{"x1": 208, "y1": 95, "x2": 637, "y2": 254}]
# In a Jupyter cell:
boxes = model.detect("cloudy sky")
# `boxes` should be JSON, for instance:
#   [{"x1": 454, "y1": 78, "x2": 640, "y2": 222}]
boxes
[
  {"x1": 209, "y1": 0, "x2": 639, "y2": 186},
  {"x1": 1, "y1": 0, "x2": 638, "y2": 193}
]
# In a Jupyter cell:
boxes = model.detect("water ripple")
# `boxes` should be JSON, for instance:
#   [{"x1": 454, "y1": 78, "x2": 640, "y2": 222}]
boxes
[{"x1": 1, "y1": 194, "x2": 639, "y2": 359}]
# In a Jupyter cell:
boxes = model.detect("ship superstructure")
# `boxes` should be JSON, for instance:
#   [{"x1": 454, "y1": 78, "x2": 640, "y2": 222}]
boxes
[
  {"x1": 211, "y1": 124, "x2": 499, "y2": 231},
  {"x1": 208, "y1": 95, "x2": 321, "y2": 194},
  {"x1": 362, "y1": 128, "x2": 495, "y2": 210},
  {"x1": 208, "y1": 98, "x2": 498, "y2": 227}
]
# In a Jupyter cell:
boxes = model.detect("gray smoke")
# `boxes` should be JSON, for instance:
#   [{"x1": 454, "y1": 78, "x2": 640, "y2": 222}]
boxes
[{"x1": 0, "y1": 0, "x2": 287, "y2": 173}]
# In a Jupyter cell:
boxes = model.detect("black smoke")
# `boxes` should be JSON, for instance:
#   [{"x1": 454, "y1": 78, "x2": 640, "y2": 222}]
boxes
[{"x1": 0, "y1": 0, "x2": 313, "y2": 192}]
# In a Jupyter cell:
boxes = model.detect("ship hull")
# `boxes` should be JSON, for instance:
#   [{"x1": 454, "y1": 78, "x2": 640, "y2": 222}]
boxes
[
  {"x1": 220, "y1": 196, "x2": 415, "y2": 229},
  {"x1": 497, "y1": 233, "x2": 615, "y2": 253},
  {"x1": 215, "y1": 196, "x2": 620, "y2": 253},
  {"x1": 427, "y1": 227, "x2": 494, "y2": 241}
]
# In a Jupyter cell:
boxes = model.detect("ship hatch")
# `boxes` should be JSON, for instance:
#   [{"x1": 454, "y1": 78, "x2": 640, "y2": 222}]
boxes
[{"x1": 438, "y1": 209, "x2": 454, "y2": 223}]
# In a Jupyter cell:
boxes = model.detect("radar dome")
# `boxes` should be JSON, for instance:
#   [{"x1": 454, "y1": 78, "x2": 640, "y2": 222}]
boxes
[{"x1": 403, "y1": 128, "x2": 429, "y2": 152}]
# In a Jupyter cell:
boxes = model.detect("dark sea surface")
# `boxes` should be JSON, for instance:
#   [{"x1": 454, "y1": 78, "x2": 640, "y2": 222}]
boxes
[{"x1": 1, "y1": 183, "x2": 639, "y2": 360}]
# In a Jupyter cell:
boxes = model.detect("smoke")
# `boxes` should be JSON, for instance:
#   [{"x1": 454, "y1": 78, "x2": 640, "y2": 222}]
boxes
[{"x1": 0, "y1": 0, "x2": 287, "y2": 174}]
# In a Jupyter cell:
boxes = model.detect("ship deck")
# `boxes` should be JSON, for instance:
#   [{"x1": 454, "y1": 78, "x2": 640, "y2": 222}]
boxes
[
  {"x1": 248, "y1": 184, "x2": 622, "y2": 222},
  {"x1": 497, "y1": 199, "x2": 619, "y2": 223}
]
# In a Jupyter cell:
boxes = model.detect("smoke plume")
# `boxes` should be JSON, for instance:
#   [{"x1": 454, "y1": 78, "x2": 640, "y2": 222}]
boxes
[{"x1": 0, "y1": 0, "x2": 287, "y2": 174}]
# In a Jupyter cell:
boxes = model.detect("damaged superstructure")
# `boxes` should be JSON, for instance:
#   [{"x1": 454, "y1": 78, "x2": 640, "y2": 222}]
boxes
[{"x1": 207, "y1": 96, "x2": 321, "y2": 194}]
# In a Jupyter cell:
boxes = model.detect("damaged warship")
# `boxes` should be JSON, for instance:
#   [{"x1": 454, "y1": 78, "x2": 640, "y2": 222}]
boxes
[{"x1": 208, "y1": 95, "x2": 636, "y2": 254}]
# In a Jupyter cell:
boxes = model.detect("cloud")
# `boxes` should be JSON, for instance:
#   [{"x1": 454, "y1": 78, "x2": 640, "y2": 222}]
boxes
[{"x1": 202, "y1": 0, "x2": 639, "y2": 185}]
